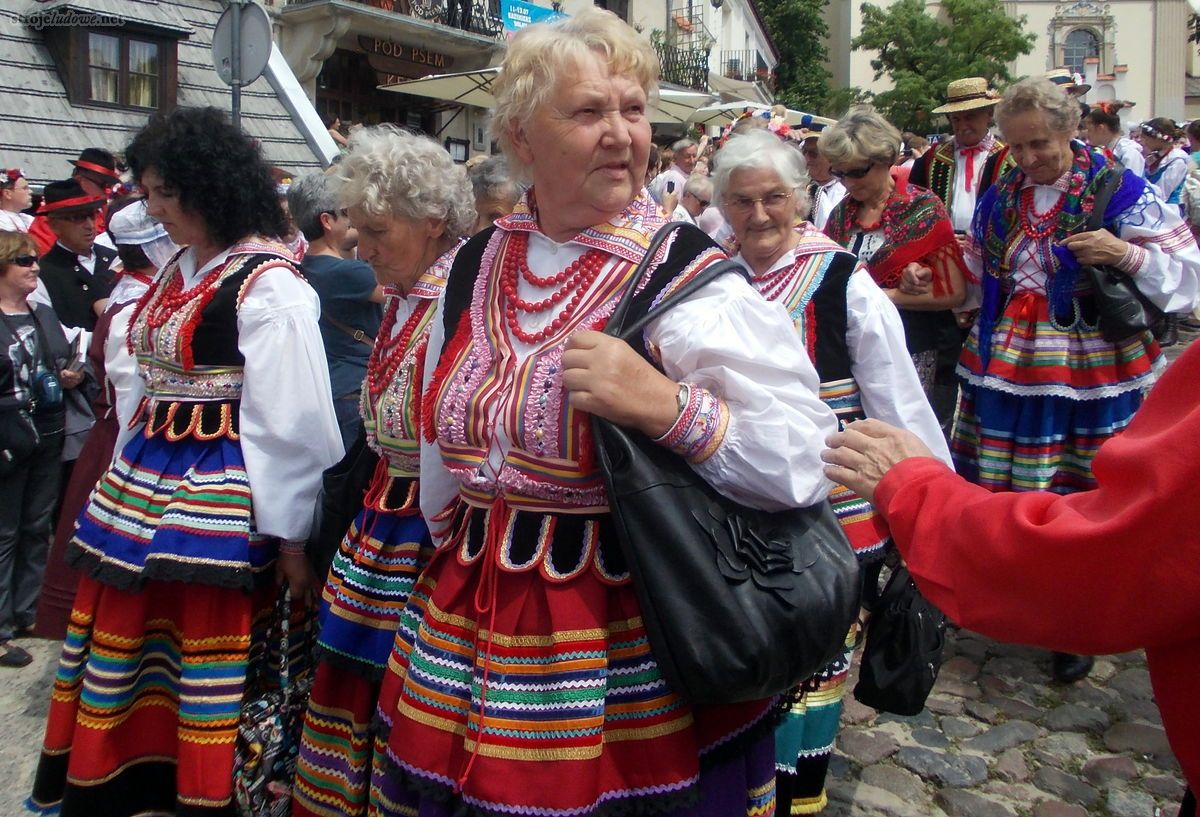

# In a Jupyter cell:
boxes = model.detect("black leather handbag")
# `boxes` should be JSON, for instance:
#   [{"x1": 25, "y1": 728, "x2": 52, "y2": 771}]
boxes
[
  {"x1": 307, "y1": 429, "x2": 380, "y2": 582},
  {"x1": 592, "y1": 224, "x2": 861, "y2": 705},
  {"x1": 853, "y1": 565, "x2": 947, "y2": 716},
  {"x1": 1081, "y1": 171, "x2": 1165, "y2": 343}
]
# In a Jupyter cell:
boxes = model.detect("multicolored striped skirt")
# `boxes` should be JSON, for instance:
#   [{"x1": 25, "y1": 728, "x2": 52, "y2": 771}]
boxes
[
  {"x1": 953, "y1": 291, "x2": 1161, "y2": 493},
  {"x1": 29, "y1": 425, "x2": 282, "y2": 816},
  {"x1": 293, "y1": 481, "x2": 434, "y2": 817},
  {"x1": 30, "y1": 576, "x2": 276, "y2": 816},
  {"x1": 68, "y1": 429, "x2": 270, "y2": 589},
  {"x1": 774, "y1": 627, "x2": 857, "y2": 815},
  {"x1": 367, "y1": 499, "x2": 779, "y2": 817}
]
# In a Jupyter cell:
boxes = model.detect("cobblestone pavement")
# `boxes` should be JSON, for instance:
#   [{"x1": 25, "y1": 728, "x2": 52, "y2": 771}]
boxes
[{"x1": 0, "y1": 327, "x2": 1193, "y2": 816}]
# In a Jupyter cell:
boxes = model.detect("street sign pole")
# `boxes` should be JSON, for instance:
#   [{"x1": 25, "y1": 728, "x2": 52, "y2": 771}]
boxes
[
  {"x1": 230, "y1": 0, "x2": 243, "y2": 128},
  {"x1": 213, "y1": 1, "x2": 270, "y2": 130}
]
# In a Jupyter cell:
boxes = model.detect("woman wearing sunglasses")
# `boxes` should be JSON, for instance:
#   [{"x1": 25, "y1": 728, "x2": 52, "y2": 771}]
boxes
[
  {"x1": 0, "y1": 231, "x2": 83, "y2": 667},
  {"x1": 821, "y1": 107, "x2": 968, "y2": 396}
]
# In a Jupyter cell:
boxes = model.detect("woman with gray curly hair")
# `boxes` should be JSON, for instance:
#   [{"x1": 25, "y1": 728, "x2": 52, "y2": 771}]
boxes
[
  {"x1": 715, "y1": 128, "x2": 949, "y2": 814},
  {"x1": 291, "y1": 126, "x2": 475, "y2": 817},
  {"x1": 950, "y1": 76, "x2": 1200, "y2": 684},
  {"x1": 367, "y1": 7, "x2": 841, "y2": 817}
]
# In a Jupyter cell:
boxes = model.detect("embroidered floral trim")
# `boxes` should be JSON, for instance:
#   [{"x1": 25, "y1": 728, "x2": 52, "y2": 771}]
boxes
[{"x1": 654, "y1": 384, "x2": 729, "y2": 464}]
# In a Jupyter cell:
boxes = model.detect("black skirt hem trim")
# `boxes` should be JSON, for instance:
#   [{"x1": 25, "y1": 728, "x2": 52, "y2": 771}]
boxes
[
  {"x1": 372, "y1": 749, "x2": 701, "y2": 817},
  {"x1": 312, "y1": 644, "x2": 387, "y2": 682},
  {"x1": 66, "y1": 546, "x2": 272, "y2": 592}
]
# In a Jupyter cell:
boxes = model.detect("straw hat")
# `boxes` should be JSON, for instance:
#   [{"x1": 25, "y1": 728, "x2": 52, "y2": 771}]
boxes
[
  {"x1": 931, "y1": 77, "x2": 1000, "y2": 115},
  {"x1": 1044, "y1": 68, "x2": 1091, "y2": 96}
]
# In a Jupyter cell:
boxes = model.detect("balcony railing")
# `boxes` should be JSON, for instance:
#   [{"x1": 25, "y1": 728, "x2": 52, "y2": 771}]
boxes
[
  {"x1": 667, "y1": 0, "x2": 714, "y2": 50},
  {"x1": 654, "y1": 43, "x2": 710, "y2": 92},
  {"x1": 279, "y1": 0, "x2": 505, "y2": 38},
  {"x1": 719, "y1": 49, "x2": 774, "y2": 92}
]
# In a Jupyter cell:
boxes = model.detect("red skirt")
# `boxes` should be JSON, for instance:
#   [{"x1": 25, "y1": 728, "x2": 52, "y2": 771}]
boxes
[{"x1": 30, "y1": 576, "x2": 275, "y2": 816}]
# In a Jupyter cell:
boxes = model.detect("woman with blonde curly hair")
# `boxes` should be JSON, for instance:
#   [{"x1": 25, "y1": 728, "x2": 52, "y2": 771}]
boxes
[
  {"x1": 291, "y1": 126, "x2": 475, "y2": 817},
  {"x1": 366, "y1": 7, "x2": 840, "y2": 817}
]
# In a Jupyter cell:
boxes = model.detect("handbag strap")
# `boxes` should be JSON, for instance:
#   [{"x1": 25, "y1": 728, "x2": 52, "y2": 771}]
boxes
[
  {"x1": 606, "y1": 221, "x2": 749, "y2": 342},
  {"x1": 322, "y1": 313, "x2": 374, "y2": 346},
  {"x1": 1085, "y1": 169, "x2": 1122, "y2": 233}
]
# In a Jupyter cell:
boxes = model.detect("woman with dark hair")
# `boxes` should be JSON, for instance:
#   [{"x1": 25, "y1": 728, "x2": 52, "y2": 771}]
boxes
[
  {"x1": 1082, "y1": 103, "x2": 1144, "y2": 177},
  {"x1": 28, "y1": 107, "x2": 343, "y2": 817},
  {"x1": 1140, "y1": 117, "x2": 1189, "y2": 209}
]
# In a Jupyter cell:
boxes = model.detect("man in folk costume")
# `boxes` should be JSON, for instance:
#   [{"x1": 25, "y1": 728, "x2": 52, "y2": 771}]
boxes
[
  {"x1": 33, "y1": 180, "x2": 117, "y2": 337},
  {"x1": 29, "y1": 149, "x2": 121, "y2": 255},
  {"x1": 910, "y1": 78, "x2": 1014, "y2": 428},
  {"x1": 910, "y1": 78, "x2": 1012, "y2": 234}
]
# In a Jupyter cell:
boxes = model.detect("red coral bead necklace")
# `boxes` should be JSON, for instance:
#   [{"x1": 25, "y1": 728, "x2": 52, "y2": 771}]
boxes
[{"x1": 500, "y1": 231, "x2": 608, "y2": 344}]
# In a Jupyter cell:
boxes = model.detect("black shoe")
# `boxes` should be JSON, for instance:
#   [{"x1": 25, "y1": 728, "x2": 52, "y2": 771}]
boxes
[
  {"x1": 1154, "y1": 315, "x2": 1179, "y2": 348},
  {"x1": 1051, "y1": 652, "x2": 1094, "y2": 683},
  {"x1": 0, "y1": 641, "x2": 32, "y2": 668}
]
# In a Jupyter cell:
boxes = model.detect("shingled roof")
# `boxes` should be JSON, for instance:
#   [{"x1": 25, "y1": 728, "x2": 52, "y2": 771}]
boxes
[{"x1": 2, "y1": 0, "x2": 324, "y2": 189}]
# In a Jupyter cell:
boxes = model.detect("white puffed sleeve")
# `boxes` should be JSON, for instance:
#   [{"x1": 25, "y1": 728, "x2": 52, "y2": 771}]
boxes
[
  {"x1": 418, "y1": 293, "x2": 464, "y2": 543},
  {"x1": 1115, "y1": 184, "x2": 1200, "y2": 314},
  {"x1": 105, "y1": 299, "x2": 144, "y2": 427},
  {"x1": 238, "y1": 265, "x2": 344, "y2": 541},
  {"x1": 645, "y1": 273, "x2": 838, "y2": 511},
  {"x1": 844, "y1": 269, "x2": 952, "y2": 465}
]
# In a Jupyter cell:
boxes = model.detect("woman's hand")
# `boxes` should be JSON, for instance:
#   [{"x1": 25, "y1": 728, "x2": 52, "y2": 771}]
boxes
[
  {"x1": 821, "y1": 418, "x2": 936, "y2": 504},
  {"x1": 59, "y1": 369, "x2": 83, "y2": 389},
  {"x1": 1058, "y1": 230, "x2": 1130, "y2": 268},
  {"x1": 898, "y1": 262, "x2": 933, "y2": 296},
  {"x1": 561, "y1": 330, "x2": 679, "y2": 438},
  {"x1": 276, "y1": 550, "x2": 318, "y2": 607}
]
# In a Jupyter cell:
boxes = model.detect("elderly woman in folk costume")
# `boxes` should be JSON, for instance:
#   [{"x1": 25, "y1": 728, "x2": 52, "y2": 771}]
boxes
[
  {"x1": 29, "y1": 107, "x2": 344, "y2": 816},
  {"x1": 291, "y1": 127, "x2": 475, "y2": 817},
  {"x1": 820, "y1": 107, "x2": 969, "y2": 397},
  {"x1": 366, "y1": 8, "x2": 842, "y2": 817},
  {"x1": 715, "y1": 128, "x2": 951, "y2": 813},
  {"x1": 951, "y1": 77, "x2": 1200, "y2": 683}
]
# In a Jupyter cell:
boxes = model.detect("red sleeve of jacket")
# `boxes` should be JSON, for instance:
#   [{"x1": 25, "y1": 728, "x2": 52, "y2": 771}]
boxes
[
  {"x1": 28, "y1": 215, "x2": 55, "y2": 255},
  {"x1": 874, "y1": 343, "x2": 1200, "y2": 656}
]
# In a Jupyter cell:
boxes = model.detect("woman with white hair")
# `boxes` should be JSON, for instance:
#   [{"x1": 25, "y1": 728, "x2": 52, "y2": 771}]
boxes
[
  {"x1": 953, "y1": 77, "x2": 1200, "y2": 683},
  {"x1": 367, "y1": 8, "x2": 840, "y2": 817},
  {"x1": 715, "y1": 128, "x2": 949, "y2": 814},
  {"x1": 291, "y1": 127, "x2": 475, "y2": 817}
]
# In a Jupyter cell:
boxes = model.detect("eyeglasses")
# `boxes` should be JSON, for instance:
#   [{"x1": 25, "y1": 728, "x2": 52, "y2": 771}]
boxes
[
  {"x1": 8, "y1": 255, "x2": 37, "y2": 267},
  {"x1": 723, "y1": 192, "x2": 793, "y2": 214},
  {"x1": 686, "y1": 192, "x2": 711, "y2": 208},
  {"x1": 50, "y1": 210, "x2": 97, "y2": 223},
  {"x1": 323, "y1": 208, "x2": 349, "y2": 219},
  {"x1": 831, "y1": 163, "x2": 875, "y2": 180}
]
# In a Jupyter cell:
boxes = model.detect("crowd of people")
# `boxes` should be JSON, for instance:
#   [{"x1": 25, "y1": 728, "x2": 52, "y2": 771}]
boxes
[{"x1": 1, "y1": 6, "x2": 1199, "y2": 817}]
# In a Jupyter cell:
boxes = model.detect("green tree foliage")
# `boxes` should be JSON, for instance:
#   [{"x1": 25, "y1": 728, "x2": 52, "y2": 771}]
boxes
[
  {"x1": 757, "y1": 0, "x2": 837, "y2": 114},
  {"x1": 852, "y1": 0, "x2": 1035, "y2": 131}
]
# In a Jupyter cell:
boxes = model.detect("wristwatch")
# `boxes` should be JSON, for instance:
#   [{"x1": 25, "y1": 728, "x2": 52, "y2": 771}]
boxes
[{"x1": 675, "y1": 383, "x2": 690, "y2": 416}]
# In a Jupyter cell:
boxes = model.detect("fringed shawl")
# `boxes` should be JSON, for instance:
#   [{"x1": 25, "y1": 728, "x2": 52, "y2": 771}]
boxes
[{"x1": 824, "y1": 171, "x2": 967, "y2": 296}]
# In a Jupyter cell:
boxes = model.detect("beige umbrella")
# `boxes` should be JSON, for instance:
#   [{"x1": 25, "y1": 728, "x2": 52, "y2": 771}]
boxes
[
  {"x1": 689, "y1": 101, "x2": 836, "y2": 129},
  {"x1": 381, "y1": 69, "x2": 713, "y2": 124}
]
